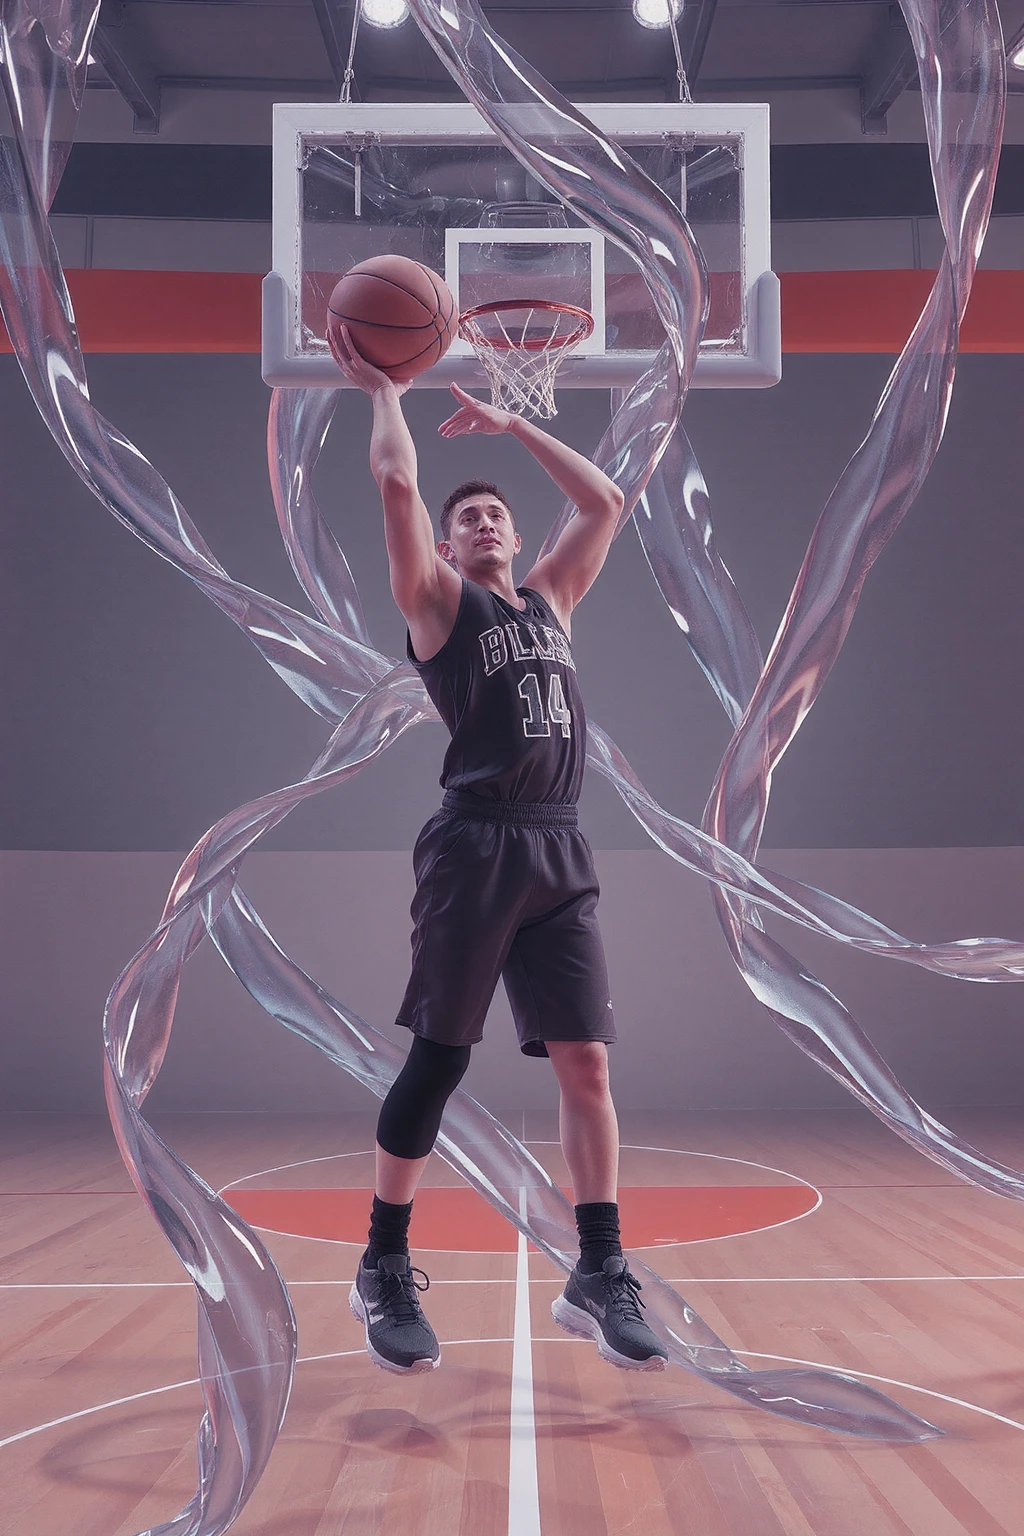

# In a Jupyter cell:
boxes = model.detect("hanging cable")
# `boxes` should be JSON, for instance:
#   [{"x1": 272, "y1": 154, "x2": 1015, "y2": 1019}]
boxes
[
  {"x1": 341, "y1": 0, "x2": 363, "y2": 103},
  {"x1": 668, "y1": 5, "x2": 692, "y2": 103}
]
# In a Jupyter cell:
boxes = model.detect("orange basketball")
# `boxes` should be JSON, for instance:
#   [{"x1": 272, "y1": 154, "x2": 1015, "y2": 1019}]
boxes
[{"x1": 326, "y1": 255, "x2": 458, "y2": 382}]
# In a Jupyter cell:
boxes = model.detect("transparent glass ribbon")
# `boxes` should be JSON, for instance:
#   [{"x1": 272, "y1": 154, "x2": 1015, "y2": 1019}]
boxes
[
  {"x1": 635, "y1": 0, "x2": 1016, "y2": 1196},
  {"x1": 412, "y1": 0, "x2": 1020, "y2": 1177},
  {"x1": 407, "y1": 0, "x2": 1021, "y2": 1193},
  {"x1": 3, "y1": 0, "x2": 1019, "y2": 1528}
]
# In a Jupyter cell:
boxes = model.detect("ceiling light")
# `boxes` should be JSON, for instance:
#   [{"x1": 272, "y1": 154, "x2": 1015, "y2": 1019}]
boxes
[
  {"x1": 632, "y1": 0, "x2": 683, "y2": 29},
  {"x1": 1006, "y1": 22, "x2": 1024, "y2": 68},
  {"x1": 362, "y1": 0, "x2": 410, "y2": 27}
]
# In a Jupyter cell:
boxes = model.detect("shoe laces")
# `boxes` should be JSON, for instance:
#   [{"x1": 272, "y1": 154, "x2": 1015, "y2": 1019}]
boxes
[
  {"x1": 380, "y1": 1265, "x2": 430, "y2": 1325},
  {"x1": 606, "y1": 1266, "x2": 646, "y2": 1321}
]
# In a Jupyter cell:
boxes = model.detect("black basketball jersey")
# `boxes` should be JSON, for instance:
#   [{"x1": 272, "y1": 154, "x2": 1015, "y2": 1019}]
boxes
[{"x1": 408, "y1": 578, "x2": 586, "y2": 805}]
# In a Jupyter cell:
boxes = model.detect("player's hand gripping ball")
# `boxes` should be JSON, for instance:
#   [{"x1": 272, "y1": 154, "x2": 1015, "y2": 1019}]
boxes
[{"x1": 326, "y1": 255, "x2": 458, "y2": 383}]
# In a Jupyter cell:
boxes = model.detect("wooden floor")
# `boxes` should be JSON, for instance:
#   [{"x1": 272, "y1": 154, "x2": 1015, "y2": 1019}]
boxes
[{"x1": 4, "y1": 1106, "x2": 1024, "y2": 1535}]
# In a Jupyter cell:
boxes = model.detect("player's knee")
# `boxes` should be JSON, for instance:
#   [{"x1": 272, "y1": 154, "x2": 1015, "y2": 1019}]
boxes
[
  {"x1": 416, "y1": 1038, "x2": 473, "y2": 1107},
  {"x1": 415, "y1": 1035, "x2": 473, "y2": 1093},
  {"x1": 376, "y1": 1037, "x2": 472, "y2": 1159},
  {"x1": 550, "y1": 1040, "x2": 610, "y2": 1101}
]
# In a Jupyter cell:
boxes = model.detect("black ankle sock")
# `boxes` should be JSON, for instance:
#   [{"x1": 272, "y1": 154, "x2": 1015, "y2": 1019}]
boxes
[
  {"x1": 364, "y1": 1194, "x2": 413, "y2": 1268},
  {"x1": 575, "y1": 1201, "x2": 622, "y2": 1274}
]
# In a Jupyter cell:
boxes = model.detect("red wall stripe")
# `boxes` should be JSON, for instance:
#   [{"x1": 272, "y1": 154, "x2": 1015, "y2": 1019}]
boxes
[
  {"x1": 0, "y1": 270, "x2": 264, "y2": 355},
  {"x1": 780, "y1": 270, "x2": 1024, "y2": 354},
  {"x1": 1, "y1": 268, "x2": 1021, "y2": 355}
]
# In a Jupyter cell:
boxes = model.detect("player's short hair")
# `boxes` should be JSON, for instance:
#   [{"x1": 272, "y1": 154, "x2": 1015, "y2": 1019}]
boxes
[{"x1": 439, "y1": 480, "x2": 512, "y2": 541}]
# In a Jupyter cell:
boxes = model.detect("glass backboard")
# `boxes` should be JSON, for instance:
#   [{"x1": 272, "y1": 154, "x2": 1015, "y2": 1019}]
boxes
[{"x1": 264, "y1": 102, "x2": 780, "y2": 390}]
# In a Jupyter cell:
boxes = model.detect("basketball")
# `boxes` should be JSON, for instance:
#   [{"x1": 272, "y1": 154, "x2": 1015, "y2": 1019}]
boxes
[{"x1": 326, "y1": 255, "x2": 458, "y2": 382}]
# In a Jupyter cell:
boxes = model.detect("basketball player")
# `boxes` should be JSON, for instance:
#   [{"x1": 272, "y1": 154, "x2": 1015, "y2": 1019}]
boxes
[{"x1": 330, "y1": 323, "x2": 667, "y2": 1376}]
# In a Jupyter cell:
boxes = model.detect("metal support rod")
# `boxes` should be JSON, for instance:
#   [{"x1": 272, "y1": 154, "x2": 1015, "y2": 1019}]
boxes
[
  {"x1": 341, "y1": 0, "x2": 363, "y2": 103},
  {"x1": 668, "y1": 6, "x2": 693, "y2": 103}
]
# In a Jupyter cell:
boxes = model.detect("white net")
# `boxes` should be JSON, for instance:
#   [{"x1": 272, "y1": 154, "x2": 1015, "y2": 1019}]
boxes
[{"x1": 458, "y1": 301, "x2": 594, "y2": 419}]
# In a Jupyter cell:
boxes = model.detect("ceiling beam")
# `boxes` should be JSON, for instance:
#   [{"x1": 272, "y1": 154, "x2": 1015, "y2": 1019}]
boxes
[
  {"x1": 91, "y1": 0, "x2": 162, "y2": 134},
  {"x1": 364, "y1": 71, "x2": 869, "y2": 99},
  {"x1": 102, "y1": 69, "x2": 1022, "y2": 99},
  {"x1": 859, "y1": 4, "x2": 918, "y2": 135}
]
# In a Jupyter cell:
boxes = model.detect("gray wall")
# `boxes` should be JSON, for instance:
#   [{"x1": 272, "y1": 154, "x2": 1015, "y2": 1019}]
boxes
[
  {"x1": 3, "y1": 349, "x2": 1023, "y2": 1111},
  {"x1": 5, "y1": 352, "x2": 1023, "y2": 852},
  {"x1": 4, "y1": 848, "x2": 1023, "y2": 1115}
]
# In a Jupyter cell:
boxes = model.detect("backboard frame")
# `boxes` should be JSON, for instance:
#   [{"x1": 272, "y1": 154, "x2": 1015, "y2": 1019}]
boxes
[{"x1": 264, "y1": 100, "x2": 780, "y2": 390}]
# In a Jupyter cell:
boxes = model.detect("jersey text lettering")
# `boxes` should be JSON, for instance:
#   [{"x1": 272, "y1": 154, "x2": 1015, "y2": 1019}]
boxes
[{"x1": 477, "y1": 622, "x2": 575, "y2": 675}]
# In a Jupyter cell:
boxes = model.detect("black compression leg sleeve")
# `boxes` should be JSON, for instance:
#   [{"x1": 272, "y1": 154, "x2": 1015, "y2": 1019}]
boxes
[{"x1": 376, "y1": 1036, "x2": 472, "y2": 1160}]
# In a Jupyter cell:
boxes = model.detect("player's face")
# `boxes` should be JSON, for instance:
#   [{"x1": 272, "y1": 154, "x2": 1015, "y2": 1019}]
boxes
[{"x1": 441, "y1": 496, "x2": 521, "y2": 574}]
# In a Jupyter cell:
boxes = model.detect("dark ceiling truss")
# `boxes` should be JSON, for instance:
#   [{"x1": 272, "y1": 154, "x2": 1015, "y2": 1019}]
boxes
[
  {"x1": 359, "y1": 70, "x2": 868, "y2": 99},
  {"x1": 858, "y1": 3, "x2": 918, "y2": 135},
  {"x1": 83, "y1": 0, "x2": 1023, "y2": 133},
  {"x1": 360, "y1": 72, "x2": 683, "y2": 98},
  {"x1": 92, "y1": 0, "x2": 162, "y2": 133},
  {"x1": 83, "y1": 67, "x2": 1022, "y2": 102}
]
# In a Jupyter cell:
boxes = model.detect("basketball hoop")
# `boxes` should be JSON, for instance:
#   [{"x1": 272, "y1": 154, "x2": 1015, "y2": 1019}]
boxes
[{"x1": 458, "y1": 299, "x2": 595, "y2": 419}]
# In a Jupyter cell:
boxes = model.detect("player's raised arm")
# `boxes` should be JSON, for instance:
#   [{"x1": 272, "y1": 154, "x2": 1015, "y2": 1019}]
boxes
[
  {"x1": 439, "y1": 383, "x2": 624, "y2": 623},
  {"x1": 330, "y1": 325, "x2": 461, "y2": 653}
]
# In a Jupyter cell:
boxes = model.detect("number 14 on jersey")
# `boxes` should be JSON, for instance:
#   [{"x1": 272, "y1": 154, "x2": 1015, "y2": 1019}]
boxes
[{"x1": 518, "y1": 671, "x2": 572, "y2": 738}]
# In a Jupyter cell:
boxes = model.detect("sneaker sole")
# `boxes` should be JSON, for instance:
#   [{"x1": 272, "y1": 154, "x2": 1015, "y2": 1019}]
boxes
[
  {"x1": 551, "y1": 1294, "x2": 667, "y2": 1373},
  {"x1": 348, "y1": 1283, "x2": 440, "y2": 1374}
]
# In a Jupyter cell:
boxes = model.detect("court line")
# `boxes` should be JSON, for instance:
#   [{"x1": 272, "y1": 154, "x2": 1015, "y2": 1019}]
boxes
[
  {"x1": 5, "y1": 1274, "x2": 1024, "y2": 1290},
  {"x1": 5, "y1": 1335, "x2": 1024, "y2": 1454},
  {"x1": 737, "y1": 1350, "x2": 1024, "y2": 1434},
  {"x1": 533, "y1": 1138, "x2": 819, "y2": 1188},
  {"x1": 0, "y1": 1341, "x2": 514, "y2": 1452},
  {"x1": 654, "y1": 1274, "x2": 1024, "y2": 1284},
  {"x1": 212, "y1": 1141, "x2": 824, "y2": 1252},
  {"x1": 217, "y1": 1148, "x2": 372, "y2": 1197},
  {"x1": 529, "y1": 1139, "x2": 823, "y2": 1245},
  {"x1": 508, "y1": 1190, "x2": 541, "y2": 1536}
]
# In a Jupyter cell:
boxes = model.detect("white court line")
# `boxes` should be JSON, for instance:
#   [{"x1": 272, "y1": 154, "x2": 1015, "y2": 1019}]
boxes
[
  {"x1": 5, "y1": 1273, "x2": 1024, "y2": 1290},
  {"x1": 210, "y1": 1142, "x2": 823, "y2": 1252},
  {"x1": 530, "y1": 1137, "x2": 823, "y2": 1240},
  {"x1": 737, "y1": 1350, "x2": 1024, "y2": 1434},
  {"x1": 217, "y1": 1148, "x2": 372, "y2": 1197},
  {"x1": 531, "y1": 1139, "x2": 818, "y2": 1188},
  {"x1": 508, "y1": 1191, "x2": 541, "y2": 1536},
  {"x1": 653, "y1": 1274, "x2": 1024, "y2": 1284},
  {"x1": 0, "y1": 1375, "x2": 205, "y2": 1450},
  {"x1": 0, "y1": 1340, "x2": 515, "y2": 1451},
  {"x1": 5, "y1": 1335, "x2": 1024, "y2": 1455}
]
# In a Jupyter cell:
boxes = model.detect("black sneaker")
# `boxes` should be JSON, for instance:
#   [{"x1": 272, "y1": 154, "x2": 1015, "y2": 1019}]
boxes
[
  {"x1": 349, "y1": 1253, "x2": 440, "y2": 1374},
  {"x1": 551, "y1": 1256, "x2": 668, "y2": 1371}
]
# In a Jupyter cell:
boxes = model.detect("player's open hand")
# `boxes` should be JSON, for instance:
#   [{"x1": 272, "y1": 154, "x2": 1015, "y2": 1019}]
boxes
[
  {"x1": 328, "y1": 322, "x2": 410, "y2": 397},
  {"x1": 438, "y1": 383, "x2": 515, "y2": 437}
]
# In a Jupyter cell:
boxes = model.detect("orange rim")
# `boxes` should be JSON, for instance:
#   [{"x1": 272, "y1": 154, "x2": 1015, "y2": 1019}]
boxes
[{"x1": 458, "y1": 299, "x2": 595, "y2": 353}]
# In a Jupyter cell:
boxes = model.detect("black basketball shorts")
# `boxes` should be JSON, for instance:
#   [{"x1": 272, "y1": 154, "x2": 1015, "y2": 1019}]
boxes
[{"x1": 395, "y1": 790, "x2": 616, "y2": 1058}]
